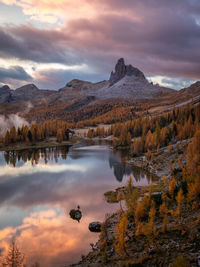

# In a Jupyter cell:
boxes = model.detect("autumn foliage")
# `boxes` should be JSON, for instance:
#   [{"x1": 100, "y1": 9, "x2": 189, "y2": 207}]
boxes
[{"x1": 1, "y1": 120, "x2": 72, "y2": 145}]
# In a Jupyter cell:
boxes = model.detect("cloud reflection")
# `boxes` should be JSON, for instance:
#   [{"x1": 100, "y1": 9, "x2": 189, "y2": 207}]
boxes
[
  {"x1": 0, "y1": 208, "x2": 101, "y2": 266},
  {"x1": 0, "y1": 161, "x2": 86, "y2": 177},
  {"x1": 0, "y1": 145, "x2": 155, "y2": 266}
]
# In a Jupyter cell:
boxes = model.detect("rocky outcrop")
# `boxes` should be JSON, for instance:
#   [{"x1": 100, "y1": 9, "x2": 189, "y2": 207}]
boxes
[
  {"x1": 69, "y1": 209, "x2": 82, "y2": 222},
  {"x1": 61, "y1": 79, "x2": 94, "y2": 92},
  {"x1": 2, "y1": 84, "x2": 56, "y2": 103},
  {"x1": 0, "y1": 85, "x2": 12, "y2": 103},
  {"x1": 8, "y1": 84, "x2": 39, "y2": 102},
  {"x1": 59, "y1": 79, "x2": 107, "y2": 92},
  {"x1": 89, "y1": 222, "x2": 101, "y2": 232},
  {"x1": 109, "y1": 58, "x2": 145, "y2": 86},
  {"x1": 88, "y1": 58, "x2": 174, "y2": 100}
]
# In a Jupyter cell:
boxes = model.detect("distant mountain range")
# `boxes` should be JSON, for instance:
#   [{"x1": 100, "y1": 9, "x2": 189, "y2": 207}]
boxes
[
  {"x1": 0, "y1": 58, "x2": 175, "y2": 103},
  {"x1": 0, "y1": 58, "x2": 199, "y2": 122}
]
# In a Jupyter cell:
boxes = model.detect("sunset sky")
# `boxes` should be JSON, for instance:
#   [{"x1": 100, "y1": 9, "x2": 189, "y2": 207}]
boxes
[{"x1": 0, "y1": 0, "x2": 200, "y2": 89}]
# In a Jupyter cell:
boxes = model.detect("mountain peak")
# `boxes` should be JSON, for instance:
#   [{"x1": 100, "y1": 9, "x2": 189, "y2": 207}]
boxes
[
  {"x1": 0, "y1": 85, "x2": 10, "y2": 91},
  {"x1": 16, "y1": 84, "x2": 38, "y2": 91},
  {"x1": 0, "y1": 85, "x2": 11, "y2": 103},
  {"x1": 109, "y1": 58, "x2": 145, "y2": 86}
]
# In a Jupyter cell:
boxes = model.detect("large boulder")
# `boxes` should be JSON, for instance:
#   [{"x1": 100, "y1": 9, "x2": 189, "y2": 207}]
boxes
[
  {"x1": 69, "y1": 209, "x2": 82, "y2": 222},
  {"x1": 88, "y1": 222, "x2": 101, "y2": 232}
]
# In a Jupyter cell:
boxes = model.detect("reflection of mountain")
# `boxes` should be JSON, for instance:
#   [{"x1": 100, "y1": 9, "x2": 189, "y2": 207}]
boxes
[
  {"x1": 0, "y1": 153, "x2": 119, "y2": 267},
  {"x1": 131, "y1": 166, "x2": 146, "y2": 182},
  {"x1": 0, "y1": 143, "x2": 155, "y2": 266},
  {"x1": 108, "y1": 151, "x2": 155, "y2": 184},
  {"x1": 109, "y1": 152, "x2": 131, "y2": 182}
]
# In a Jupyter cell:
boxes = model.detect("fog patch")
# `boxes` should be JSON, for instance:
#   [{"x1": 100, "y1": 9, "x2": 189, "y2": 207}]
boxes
[{"x1": 0, "y1": 114, "x2": 29, "y2": 136}]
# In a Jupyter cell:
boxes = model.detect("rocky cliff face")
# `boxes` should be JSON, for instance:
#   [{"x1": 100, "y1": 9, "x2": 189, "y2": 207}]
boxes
[
  {"x1": 0, "y1": 85, "x2": 11, "y2": 103},
  {"x1": 88, "y1": 58, "x2": 174, "y2": 100},
  {"x1": 109, "y1": 58, "x2": 145, "y2": 86}
]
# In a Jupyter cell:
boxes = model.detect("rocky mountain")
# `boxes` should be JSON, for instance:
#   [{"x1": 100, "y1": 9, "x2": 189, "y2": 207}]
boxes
[
  {"x1": 0, "y1": 58, "x2": 199, "y2": 120},
  {"x1": 10, "y1": 84, "x2": 39, "y2": 102},
  {"x1": 0, "y1": 85, "x2": 11, "y2": 103},
  {"x1": 0, "y1": 83, "x2": 57, "y2": 103},
  {"x1": 162, "y1": 80, "x2": 200, "y2": 108},
  {"x1": 59, "y1": 79, "x2": 107, "y2": 92},
  {"x1": 109, "y1": 58, "x2": 145, "y2": 86},
  {"x1": 0, "y1": 58, "x2": 175, "y2": 104},
  {"x1": 181, "y1": 81, "x2": 200, "y2": 96},
  {"x1": 80, "y1": 58, "x2": 174, "y2": 100},
  {"x1": 58, "y1": 58, "x2": 175, "y2": 101}
]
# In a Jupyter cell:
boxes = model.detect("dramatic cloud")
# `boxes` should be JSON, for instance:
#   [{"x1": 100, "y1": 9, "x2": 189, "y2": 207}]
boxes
[
  {"x1": 0, "y1": 0, "x2": 99, "y2": 24},
  {"x1": 34, "y1": 67, "x2": 108, "y2": 89},
  {"x1": 0, "y1": 0, "x2": 199, "y2": 89},
  {"x1": 1, "y1": 0, "x2": 200, "y2": 24},
  {"x1": 0, "y1": 26, "x2": 74, "y2": 65},
  {"x1": 0, "y1": 65, "x2": 32, "y2": 82}
]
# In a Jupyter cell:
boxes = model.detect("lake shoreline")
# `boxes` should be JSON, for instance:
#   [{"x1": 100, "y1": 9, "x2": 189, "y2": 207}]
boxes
[
  {"x1": 0, "y1": 138, "x2": 79, "y2": 152},
  {"x1": 71, "y1": 138, "x2": 197, "y2": 267},
  {"x1": 1, "y1": 137, "x2": 197, "y2": 266},
  {"x1": 71, "y1": 202, "x2": 200, "y2": 267}
]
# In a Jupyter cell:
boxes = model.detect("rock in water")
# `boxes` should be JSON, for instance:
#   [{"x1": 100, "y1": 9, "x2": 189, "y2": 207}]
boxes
[
  {"x1": 89, "y1": 222, "x2": 101, "y2": 232},
  {"x1": 69, "y1": 209, "x2": 82, "y2": 222}
]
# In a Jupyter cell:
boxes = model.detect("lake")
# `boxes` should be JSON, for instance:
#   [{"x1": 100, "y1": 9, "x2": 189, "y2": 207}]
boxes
[{"x1": 0, "y1": 143, "x2": 155, "y2": 266}]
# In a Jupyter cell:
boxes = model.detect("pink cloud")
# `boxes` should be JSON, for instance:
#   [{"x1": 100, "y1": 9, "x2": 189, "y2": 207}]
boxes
[{"x1": 0, "y1": 0, "x2": 199, "y2": 88}]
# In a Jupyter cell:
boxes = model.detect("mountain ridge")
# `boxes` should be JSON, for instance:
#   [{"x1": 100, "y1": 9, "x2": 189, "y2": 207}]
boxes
[
  {"x1": 0, "y1": 58, "x2": 199, "y2": 124},
  {"x1": 1, "y1": 58, "x2": 175, "y2": 103}
]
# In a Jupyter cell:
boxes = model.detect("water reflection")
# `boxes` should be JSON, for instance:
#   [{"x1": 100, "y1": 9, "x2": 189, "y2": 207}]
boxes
[
  {"x1": 3, "y1": 146, "x2": 69, "y2": 167},
  {"x1": 0, "y1": 145, "x2": 156, "y2": 266},
  {"x1": 2, "y1": 146, "x2": 155, "y2": 185},
  {"x1": 109, "y1": 151, "x2": 132, "y2": 182}
]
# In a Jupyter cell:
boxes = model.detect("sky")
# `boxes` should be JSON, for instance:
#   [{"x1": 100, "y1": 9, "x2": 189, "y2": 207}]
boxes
[{"x1": 0, "y1": 0, "x2": 200, "y2": 90}]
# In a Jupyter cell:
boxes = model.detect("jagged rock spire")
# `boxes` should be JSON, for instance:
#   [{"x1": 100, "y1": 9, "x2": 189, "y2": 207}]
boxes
[{"x1": 109, "y1": 58, "x2": 145, "y2": 86}]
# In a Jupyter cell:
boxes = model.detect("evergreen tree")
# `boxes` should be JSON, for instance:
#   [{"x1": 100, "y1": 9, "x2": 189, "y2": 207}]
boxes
[{"x1": 27, "y1": 130, "x2": 32, "y2": 142}]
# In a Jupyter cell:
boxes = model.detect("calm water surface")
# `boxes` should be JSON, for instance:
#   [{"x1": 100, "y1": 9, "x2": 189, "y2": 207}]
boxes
[{"x1": 0, "y1": 144, "x2": 155, "y2": 266}]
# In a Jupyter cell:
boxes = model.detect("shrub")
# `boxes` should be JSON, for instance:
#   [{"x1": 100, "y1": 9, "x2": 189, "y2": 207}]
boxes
[{"x1": 171, "y1": 256, "x2": 189, "y2": 267}]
